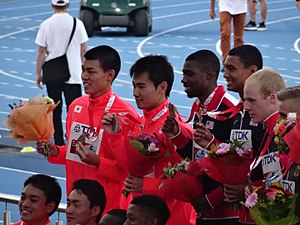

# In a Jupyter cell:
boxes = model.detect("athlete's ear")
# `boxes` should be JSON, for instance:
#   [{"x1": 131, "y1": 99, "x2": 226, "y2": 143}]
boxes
[
  {"x1": 106, "y1": 69, "x2": 115, "y2": 82},
  {"x1": 206, "y1": 69, "x2": 214, "y2": 80},
  {"x1": 249, "y1": 65, "x2": 259, "y2": 74},
  {"x1": 158, "y1": 81, "x2": 167, "y2": 93},
  {"x1": 269, "y1": 91, "x2": 277, "y2": 103}
]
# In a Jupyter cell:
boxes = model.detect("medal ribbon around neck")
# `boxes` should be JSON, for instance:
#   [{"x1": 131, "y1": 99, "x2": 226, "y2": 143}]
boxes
[
  {"x1": 87, "y1": 95, "x2": 115, "y2": 141},
  {"x1": 185, "y1": 87, "x2": 218, "y2": 123}
]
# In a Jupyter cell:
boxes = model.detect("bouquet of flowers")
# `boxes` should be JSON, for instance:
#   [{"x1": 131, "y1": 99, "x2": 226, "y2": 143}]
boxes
[
  {"x1": 158, "y1": 159, "x2": 204, "y2": 202},
  {"x1": 2, "y1": 95, "x2": 58, "y2": 157},
  {"x1": 193, "y1": 140, "x2": 253, "y2": 210},
  {"x1": 122, "y1": 133, "x2": 169, "y2": 197},
  {"x1": 274, "y1": 112, "x2": 297, "y2": 154},
  {"x1": 198, "y1": 139, "x2": 253, "y2": 184},
  {"x1": 244, "y1": 182, "x2": 299, "y2": 225}
]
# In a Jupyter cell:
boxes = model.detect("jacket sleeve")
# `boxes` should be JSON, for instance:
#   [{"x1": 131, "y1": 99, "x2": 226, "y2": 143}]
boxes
[
  {"x1": 47, "y1": 145, "x2": 67, "y2": 165},
  {"x1": 97, "y1": 131, "x2": 128, "y2": 182},
  {"x1": 97, "y1": 103, "x2": 141, "y2": 182},
  {"x1": 205, "y1": 186, "x2": 225, "y2": 209},
  {"x1": 168, "y1": 115, "x2": 194, "y2": 159},
  {"x1": 142, "y1": 177, "x2": 161, "y2": 195}
]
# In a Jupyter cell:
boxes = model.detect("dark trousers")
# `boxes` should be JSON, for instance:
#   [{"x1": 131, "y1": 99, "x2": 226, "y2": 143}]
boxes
[
  {"x1": 46, "y1": 79, "x2": 81, "y2": 145},
  {"x1": 196, "y1": 218, "x2": 238, "y2": 225}
]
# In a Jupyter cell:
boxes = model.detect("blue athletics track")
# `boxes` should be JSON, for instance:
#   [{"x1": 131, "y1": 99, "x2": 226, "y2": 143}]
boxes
[{"x1": 0, "y1": 0, "x2": 299, "y2": 224}]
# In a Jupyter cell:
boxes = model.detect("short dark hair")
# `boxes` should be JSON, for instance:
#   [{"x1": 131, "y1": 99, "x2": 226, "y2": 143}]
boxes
[
  {"x1": 277, "y1": 85, "x2": 300, "y2": 101},
  {"x1": 185, "y1": 49, "x2": 221, "y2": 79},
  {"x1": 72, "y1": 179, "x2": 106, "y2": 222},
  {"x1": 130, "y1": 195, "x2": 170, "y2": 225},
  {"x1": 104, "y1": 209, "x2": 127, "y2": 224},
  {"x1": 228, "y1": 44, "x2": 263, "y2": 70},
  {"x1": 24, "y1": 174, "x2": 62, "y2": 216},
  {"x1": 84, "y1": 45, "x2": 121, "y2": 81},
  {"x1": 130, "y1": 55, "x2": 174, "y2": 97}
]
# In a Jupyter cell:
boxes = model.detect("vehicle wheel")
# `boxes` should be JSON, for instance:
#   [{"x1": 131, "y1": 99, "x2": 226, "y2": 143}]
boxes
[
  {"x1": 133, "y1": 10, "x2": 149, "y2": 36},
  {"x1": 126, "y1": 26, "x2": 134, "y2": 34},
  {"x1": 80, "y1": 9, "x2": 94, "y2": 37}
]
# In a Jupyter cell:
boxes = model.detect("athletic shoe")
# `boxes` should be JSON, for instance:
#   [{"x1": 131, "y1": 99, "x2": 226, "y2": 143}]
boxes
[
  {"x1": 257, "y1": 22, "x2": 267, "y2": 31},
  {"x1": 245, "y1": 21, "x2": 257, "y2": 31}
]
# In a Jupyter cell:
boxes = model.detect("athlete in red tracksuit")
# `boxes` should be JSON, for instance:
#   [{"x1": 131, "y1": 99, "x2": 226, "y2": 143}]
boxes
[
  {"x1": 36, "y1": 45, "x2": 140, "y2": 216},
  {"x1": 47, "y1": 90, "x2": 139, "y2": 213},
  {"x1": 164, "y1": 50, "x2": 240, "y2": 225},
  {"x1": 169, "y1": 85, "x2": 240, "y2": 224},
  {"x1": 104, "y1": 99, "x2": 196, "y2": 225},
  {"x1": 103, "y1": 55, "x2": 196, "y2": 225}
]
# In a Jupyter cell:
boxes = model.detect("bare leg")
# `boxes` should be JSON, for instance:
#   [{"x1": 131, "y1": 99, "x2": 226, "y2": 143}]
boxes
[
  {"x1": 248, "y1": 0, "x2": 257, "y2": 22},
  {"x1": 260, "y1": 0, "x2": 267, "y2": 23}
]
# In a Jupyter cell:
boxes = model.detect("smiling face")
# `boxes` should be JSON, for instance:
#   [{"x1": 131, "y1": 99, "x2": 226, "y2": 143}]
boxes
[
  {"x1": 244, "y1": 79, "x2": 276, "y2": 123},
  {"x1": 223, "y1": 55, "x2": 254, "y2": 96},
  {"x1": 132, "y1": 72, "x2": 167, "y2": 111},
  {"x1": 81, "y1": 59, "x2": 114, "y2": 99},
  {"x1": 181, "y1": 60, "x2": 211, "y2": 99},
  {"x1": 18, "y1": 184, "x2": 54, "y2": 225}
]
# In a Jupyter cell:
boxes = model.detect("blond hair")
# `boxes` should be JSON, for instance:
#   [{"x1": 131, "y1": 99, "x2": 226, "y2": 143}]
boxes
[{"x1": 245, "y1": 68, "x2": 286, "y2": 98}]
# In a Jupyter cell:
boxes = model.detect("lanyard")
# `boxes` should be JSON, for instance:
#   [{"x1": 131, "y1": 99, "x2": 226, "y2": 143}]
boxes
[
  {"x1": 206, "y1": 102, "x2": 244, "y2": 121},
  {"x1": 141, "y1": 106, "x2": 168, "y2": 130},
  {"x1": 88, "y1": 95, "x2": 115, "y2": 139},
  {"x1": 185, "y1": 87, "x2": 218, "y2": 123}
]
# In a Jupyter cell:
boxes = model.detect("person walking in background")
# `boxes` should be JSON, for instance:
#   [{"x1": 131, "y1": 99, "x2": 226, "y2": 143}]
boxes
[
  {"x1": 66, "y1": 179, "x2": 106, "y2": 225},
  {"x1": 35, "y1": 0, "x2": 88, "y2": 145},
  {"x1": 210, "y1": 0, "x2": 246, "y2": 65},
  {"x1": 36, "y1": 45, "x2": 140, "y2": 215},
  {"x1": 245, "y1": 0, "x2": 268, "y2": 31},
  {"x1": 12, "y1": 174, "x2": 62, "y2": 225}
]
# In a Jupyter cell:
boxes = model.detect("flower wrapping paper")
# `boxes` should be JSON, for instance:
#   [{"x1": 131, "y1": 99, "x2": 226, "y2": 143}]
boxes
[{"x1": 3, "y1": 98, "x2": 58, "y2": 143}]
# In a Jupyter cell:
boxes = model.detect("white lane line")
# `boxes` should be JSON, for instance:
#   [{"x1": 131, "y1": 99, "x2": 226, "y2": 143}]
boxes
[{"x1": 294, "y1": 37, "x2": 300, "y2": 55}]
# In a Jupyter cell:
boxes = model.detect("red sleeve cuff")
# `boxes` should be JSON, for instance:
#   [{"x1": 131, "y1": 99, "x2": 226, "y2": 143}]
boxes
[{"x1": 205, "y1": 186, "x2": 225, "y2": 209}]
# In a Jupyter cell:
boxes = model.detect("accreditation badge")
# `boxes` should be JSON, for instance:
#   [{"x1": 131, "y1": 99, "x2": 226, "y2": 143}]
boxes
[
  {"x1": 230, "y1": 129, "x2": 252, "y2": 148},
  {"x1": 282, "y1": 180, "x2": 295, "y2": 194},
  {"x1": 66, "y1": 122, "x2": 102, "y2": 165},
  {"x1": 193, "y1": 140, "x2": 207, "y2": 160},
  {"x1": 262, "y1": 152, "x2": 282, "y2": 187}
]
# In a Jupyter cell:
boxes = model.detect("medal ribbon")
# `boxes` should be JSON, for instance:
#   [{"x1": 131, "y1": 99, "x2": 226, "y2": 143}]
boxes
[
  {"x1": 206, "y1": 102, "x2": 244, "y2": 121},
  {"x1": 88, "y1": 95, "x2": 115, "y2": 139}
]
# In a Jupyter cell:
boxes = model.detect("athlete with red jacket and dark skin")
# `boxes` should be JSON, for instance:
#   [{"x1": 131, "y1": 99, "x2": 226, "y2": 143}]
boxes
[
  {"x1": 162, "y1": 49, "x2": 239, "y2": 225},
  {"x1": 191, "y1": 45, "x2": 266, "y2": 225},
  {"x1": 102, "y1": 55, "x2": 196, "y2": 225},
  {"x1": 36, "y1": 45, "x2": 140, "y2": 215}
]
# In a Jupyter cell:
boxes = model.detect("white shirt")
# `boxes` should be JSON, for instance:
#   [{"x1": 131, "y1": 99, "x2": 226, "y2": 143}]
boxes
[{"x1": 35, "y1": 13, "x2": 88, "y2": 84}]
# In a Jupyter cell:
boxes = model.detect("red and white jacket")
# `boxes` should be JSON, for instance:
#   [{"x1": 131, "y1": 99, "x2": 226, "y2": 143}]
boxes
[
  {"x1": 47, "y1": 89, "x2": 140, "y2": 215},
  {"x1": 106, "y1": 99, "x2": 196, "y2": 225}
]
